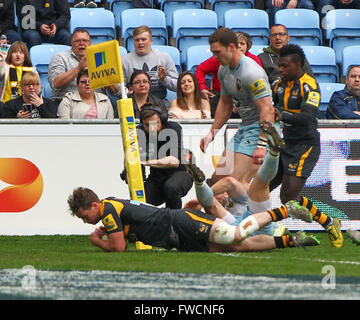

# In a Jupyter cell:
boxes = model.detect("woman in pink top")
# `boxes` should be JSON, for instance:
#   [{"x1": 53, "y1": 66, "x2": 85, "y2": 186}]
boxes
[
  {"x1": 57, "y1": 69, "x2": 114, "y2": 119},
  {"x1": 195, "y1": 32, "x2": 263, "y2": 118},
  {"x1": 169, "y1": 71, "x2": 211, "y2": 119}
]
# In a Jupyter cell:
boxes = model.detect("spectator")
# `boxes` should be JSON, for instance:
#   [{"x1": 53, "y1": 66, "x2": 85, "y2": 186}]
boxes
[
  {"x1": 73, "y1": 1, "x2": 106, "y2": 8},
  {"x1": 0, "y1": 0, "x2": 22, "y2": 44},
  {"x1": 313, "y1": 0, "x2": 360, "y2": 14},
  {"x1": 195, "y1": 31, "x2": 262, "y2": 118},
  {"x1": 258, "y1": 24, "x2": 314, "y2": 89},
  {"x1": 16, "y1": 0, "x2": 71, "y2": 49},
  {"x1": 135, "y1": 103, "x2": 193, "y2": 209},
  {"x1": 2, "y1": 71, "x2": 57, "y2": 118},
  {"x1": 132, "y1": 0, "x2": 152, "y2": 7},
  {"x1": 326, "y1": 65, "x2": 360, "y2": 119},
  {"x1": 121, "y1": 25, "x2": 178, "y2": 106},
  {"x1": 0, "y1": 41, "x2": 36, "y2": 103},
  {"x1": 169, "y1": 71, "x2": 211, "y2": 119},
  {"x1": 266, "y1": 0, "x2": 314, "y2": 26},
  {"x1": 128, "y1": 70, "x2": 167, "y2": 119},
  {"x1": 57, "y1": 69, "x2": 114, "y2": 119},
  {"x1": 48, "y1": 29, "x2": 121, "y2": 107}
]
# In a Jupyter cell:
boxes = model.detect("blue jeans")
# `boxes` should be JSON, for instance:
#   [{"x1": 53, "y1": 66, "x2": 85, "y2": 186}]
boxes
[
  {"x1": 266, "y1": 0, "x2": 315, "y2": 26},
  {"x1": 3, "y1": 29, "x2": 22, "y2": 44},
  {"x1": 22, "y1": 28, "x2": 71, "y2": 48}
]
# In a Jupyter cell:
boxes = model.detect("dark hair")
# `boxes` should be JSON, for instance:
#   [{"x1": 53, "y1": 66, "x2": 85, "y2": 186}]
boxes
[
  {"x1": 279, "y1": 44, "x2": 305, "y2": 68},
  {"x1": 76, "y1": 69, "x2": 89, "y2": 84},
  {"x1": 140, "y1": 102, "x2": 168, "y2": 124},
  {"x1": 176, "y1": 71, "x2": 202, "y2": 111},
  {"x1": 129, "y1": 70, "x2": 151, "y2": 85},
  {"x1": 209, "y1": 27, "x2": 238, "y2": 47},
  {"x1": 271, "y1": 24, "x2": 288, "y2": 32},
  {"x1": 347, "y1": 65, "x2": 360, "y2": 77},
  {"x1": 67, "y1": 187, "x2": 100, "y2": 216}
]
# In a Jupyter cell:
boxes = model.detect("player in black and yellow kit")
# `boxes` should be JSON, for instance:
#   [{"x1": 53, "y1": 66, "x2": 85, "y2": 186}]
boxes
[
  {"x1": 68, "y1": 186, "x2": 317, "y2": 253},
  {"x1": 270, "y1": 44, "x2": 343, "y2": 248}
]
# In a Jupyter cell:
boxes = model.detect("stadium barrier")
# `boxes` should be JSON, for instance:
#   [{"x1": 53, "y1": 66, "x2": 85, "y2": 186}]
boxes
[{"x1": 0, "y1": 119, "x2": 359, "y2": 235}]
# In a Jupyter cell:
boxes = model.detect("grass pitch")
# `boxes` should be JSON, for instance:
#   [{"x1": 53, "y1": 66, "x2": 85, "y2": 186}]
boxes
[
  {"x1": 0, "y1": 232, "x2": 359, "y2": 276},
  {"x1": 0, "y1": 233, "x2": 360, "y2": 300}
]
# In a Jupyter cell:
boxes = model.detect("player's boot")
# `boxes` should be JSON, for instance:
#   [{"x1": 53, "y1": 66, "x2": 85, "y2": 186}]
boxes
[
  {"x1": 293, "y1": 231, "x2": 320, "y2": 248},
  {"x1": 259, "y1": 120, "x2": 286, "y2": 152},
  {"x1": 183, "y1": 150, "x2": 205, "y2": 184},
  {"x1": 326, "y1": 218, "x2": 344, "y2": 248},
  {"x1": 285, "y1": 200, "x2": 313, "y2": 223},
  {"x1": 347, "y1": 229, "x2": 360, "y2": 245}
]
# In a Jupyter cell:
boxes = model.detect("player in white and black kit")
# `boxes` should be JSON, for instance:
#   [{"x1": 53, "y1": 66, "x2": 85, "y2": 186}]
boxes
[{"x1": 200, "y1": 28, "x2": 276, "y2": 193}]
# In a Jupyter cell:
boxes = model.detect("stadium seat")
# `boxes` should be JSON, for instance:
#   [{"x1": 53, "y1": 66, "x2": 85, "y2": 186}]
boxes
[
  {"x1": 318, "y1": 82, "x2": 345, "y2": 118},
  {"x1": 121, "y1": 9, "x2": 168, "y2": 52},
  {"x1": 119, "y1": 45, "x2": 127, "y2": 56},
  {"x1": 152, "y1": 45, "x2": 182, "y2": 74},
  {"x1": 211, "y1": 0, "x2": 254, "y2": 27},
  {"x1": 30, "y1": 44, "x2": 70, "y2": 99},
  {"x1": 302, "y1": 46, "x2": 339, "y2": 83},
  {"x1": 172, "y1": 9, "x2": 217, "y2": 64},
  {"x1": 160, "y1": 0, "x2": 204, "y2": 29},
  {"x1": 341, "y1": 45, "x2": 360, "y2": 77},
  {"x1": 274, "y1": 9, "x2": 322, "y2": 46},
  {"x1": 109, "y1": 0, "x2": 134, "y2": 29},
  {"x1": 166, "y1": 88, "x2": 177, "y2": 101},
  {"x1": 248, "y1": 45, "x2": 265, "y2": 56},
  {"x1": 30, "y1": 44, "x2": 71, "y2": 75},
  {"x1": 223, "y1": 9, "x2": 270, "y2": 46},
  {"x1": 185, "y1": 45, "x2": 212, "y2": 73},
  {"x1": 70, "y1": 8, "x2": 116, "y2": 44},
  {"x1": 325, "y1": 9, "x2": 360, "y2": 64},
  {"x1": 29, "y1": 44, "x2": 71, "y2": 98},
  {"x1": 42, "y1": 78, "x2": 52, "y2": 99}
]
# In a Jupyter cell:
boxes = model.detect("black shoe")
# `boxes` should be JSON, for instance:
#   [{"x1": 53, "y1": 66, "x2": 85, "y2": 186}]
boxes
[
  {"x1": 183, "y1": 150, "x2": 205, "y2": 184},
  {"x1": 259, "y1": 120, "x2": 285, "y2": 152}
]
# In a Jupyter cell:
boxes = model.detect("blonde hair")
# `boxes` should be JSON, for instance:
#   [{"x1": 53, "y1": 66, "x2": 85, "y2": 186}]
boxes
[{"x1": 21, "y1": 72, "x2": 42, "y2": 94}]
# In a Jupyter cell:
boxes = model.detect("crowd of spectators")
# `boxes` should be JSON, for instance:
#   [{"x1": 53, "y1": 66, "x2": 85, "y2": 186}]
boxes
[
  {"x1": 0, "y1": 0, "x2": 359, "y2": 208},
  {"x1": 0, "y1": 0, "x2": 358, "y2": 120}
]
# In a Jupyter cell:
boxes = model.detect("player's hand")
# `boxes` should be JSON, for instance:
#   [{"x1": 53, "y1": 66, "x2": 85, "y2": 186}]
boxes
[
  {"x1": 200, "y1": 132, "x2": 214, "y2": 153},
  {"x1": 252, "y1": 147, "x2": 266, "y2": 165},
  {"x1": 184, "y1": 199, "x2": 201, "y2": 210},
  {"x1": 90, "y1": 227, "x2": 106, "y2": 244}
]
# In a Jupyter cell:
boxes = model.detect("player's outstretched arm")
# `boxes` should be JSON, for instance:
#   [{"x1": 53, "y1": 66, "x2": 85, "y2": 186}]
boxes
[{"x1": 90, "y1": 228, "x2": 126, "y2": 252}]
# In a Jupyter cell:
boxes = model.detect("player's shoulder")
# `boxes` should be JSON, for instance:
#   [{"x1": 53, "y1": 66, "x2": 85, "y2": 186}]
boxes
[{"x1": 299, "y1": 73, "x2": 319, "y2": 92}]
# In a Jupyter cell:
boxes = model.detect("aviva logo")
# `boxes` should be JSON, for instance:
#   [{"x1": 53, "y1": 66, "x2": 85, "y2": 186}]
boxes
[
  {"x1": 95, "y1": 51, "x2": 106, "y2": 68},
  {"x1": 0, "y1": 158, "x2": 43, "y2": 212}
]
